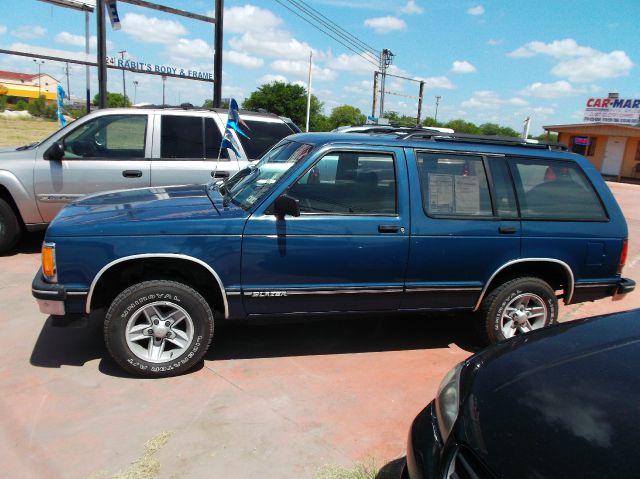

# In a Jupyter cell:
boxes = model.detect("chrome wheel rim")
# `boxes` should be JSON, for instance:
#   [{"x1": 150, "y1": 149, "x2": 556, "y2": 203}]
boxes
[
  {"x1": 501, "y1": 293, "x2": 548, "y2": 339},
  {"x1": 125, "y1": 301, "x2": 194, "y2": 363}
]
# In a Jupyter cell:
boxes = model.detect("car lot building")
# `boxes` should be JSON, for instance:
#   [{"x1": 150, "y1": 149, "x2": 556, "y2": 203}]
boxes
[{"x1": 0, "y1": 70, "x2": 59, "y2": 105}]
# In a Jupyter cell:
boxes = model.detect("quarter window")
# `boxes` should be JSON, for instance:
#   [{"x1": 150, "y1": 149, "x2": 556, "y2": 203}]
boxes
[
  {"x1": 63, "y1": 115, "x2": 147, "y2": 159},
  {"x1": 288, "y1": 151, "x2": 397, "y2": 215},
  {"x1": 235, "y1": 119, "x2": 295, "y2": 160},
  {"x1": 416, "y1": 153, "x2": 492, "y2": 217},
  {"x1": 510, "y1": 158, "x2": 607, "y2": 220}
]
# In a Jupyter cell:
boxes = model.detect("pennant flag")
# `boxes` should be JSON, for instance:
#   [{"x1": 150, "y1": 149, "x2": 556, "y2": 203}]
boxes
[
  {"x1": 56, "y1": 84, "x2": 66, "y2": 128},
  {"x1": 219, "y1": 98, "x2": 250, "y2": 158},
  {"x1": 106, "y1": 1, "x2": 121, "y2": 31},
  {"x1": 221, "y1": 130, "x2": 241, "y2": 158}
]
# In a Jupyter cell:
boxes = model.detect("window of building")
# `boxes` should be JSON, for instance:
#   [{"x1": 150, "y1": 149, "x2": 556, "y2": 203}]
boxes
[
  {"x1": 235, "y1": 119, "x2": 295, "y2": 160},
  {"x1": 570, "y1": 136, "x2": 597, "y2": 156},
  {"x1": 416, "y1": 152, "x2": 493, "y2": 217},
  {"x1": 509, "y1": 158, "x2": 607, "y2": 221},
  {"x1": 287, "y1": 151, "x2": 397, "y2": 215}
]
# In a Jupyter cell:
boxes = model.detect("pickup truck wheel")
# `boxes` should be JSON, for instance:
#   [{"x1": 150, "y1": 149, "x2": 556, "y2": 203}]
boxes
[
  {"x1": 104, "y1": 280, "x2": 215, "y2": 378},
  {"x1": 479, "y1": 277, "x2": 557, "y2": 344},
  {"x1": 0, "y1": 198, "x2": 22, "y2": 254}
]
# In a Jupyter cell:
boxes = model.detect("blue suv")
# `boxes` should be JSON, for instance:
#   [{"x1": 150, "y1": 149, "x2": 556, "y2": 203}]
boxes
[{"x1": 32, "y1": 132, "x2": 635, "y2": 377}]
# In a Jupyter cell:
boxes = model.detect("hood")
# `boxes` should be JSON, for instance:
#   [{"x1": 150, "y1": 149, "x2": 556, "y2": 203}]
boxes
[
  {"x1": 47, "y1": 184, "x2": 248, "y2": 237},
  {"x1": 457, "y1": 309, "x2": 640, "y2": 478}
]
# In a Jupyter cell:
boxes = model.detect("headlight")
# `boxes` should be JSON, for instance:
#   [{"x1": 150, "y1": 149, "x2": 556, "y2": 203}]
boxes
[
  {"x1": 435, "y1": 362, "x2": 463, "y2": 443},
  {"x1": 41, "y1": 242, "x2": 57, "y2": 282}
]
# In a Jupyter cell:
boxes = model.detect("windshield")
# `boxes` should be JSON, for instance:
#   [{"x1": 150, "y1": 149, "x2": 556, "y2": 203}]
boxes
[{"x1": 223, "y1": 140, "x2": 313, "y2": 210}]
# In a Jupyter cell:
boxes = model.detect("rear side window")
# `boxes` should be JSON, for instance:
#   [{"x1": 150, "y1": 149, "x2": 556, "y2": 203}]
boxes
[
  {"x1": 416, "y1": 152, "x2": 492, "y2": 217},
  {"x1": 161, "y1": 116, "x2": 203, "y2": 158},
  {"x1": 509, "y1": 158, "x2": 607, "y2": 220},
  {"x1": 236, "y1": 119, "x2": 294, "y2": 160}
]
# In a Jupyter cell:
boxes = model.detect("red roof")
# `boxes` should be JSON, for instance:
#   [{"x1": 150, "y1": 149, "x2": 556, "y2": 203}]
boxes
[{"x1": 0, "y1": 70, "x2": 40, "y2": 81}]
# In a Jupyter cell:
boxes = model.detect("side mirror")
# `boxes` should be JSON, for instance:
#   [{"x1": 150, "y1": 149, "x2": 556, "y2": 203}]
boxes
[
  {"x1": 273, "y1": 195, "x2": 300, "y2": 219},
  {"x1": 45, "y1": 142, "x2": 65, "y2": 161}
]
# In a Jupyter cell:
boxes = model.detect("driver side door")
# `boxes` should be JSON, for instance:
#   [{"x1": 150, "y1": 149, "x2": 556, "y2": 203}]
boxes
[{"x1": 34, "y1": 113, "x2": 151, "y2": 222}]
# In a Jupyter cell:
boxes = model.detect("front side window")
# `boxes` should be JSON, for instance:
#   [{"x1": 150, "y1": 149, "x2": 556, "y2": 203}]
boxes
[
  {"x1": 287, "y1": 151, "x2": 397, "y2": 215},
  {"x1": 63, "y1": 114, "x2": 147, "y2": 159},
  {"x1": 510, "y1": 158, "x2": 607, "y2": 220},
  {"x1": 416, "y1": 152, "x2": 492, "y2": 217}
]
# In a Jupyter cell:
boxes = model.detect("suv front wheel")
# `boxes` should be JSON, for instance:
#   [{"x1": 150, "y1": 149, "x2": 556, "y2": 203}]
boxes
[
  {"x1": 104, "y1": 280, "x2": 215, "y2": 377},
  {"x1": 480, "y1": 277, "x2": 558, "y2": 343}
]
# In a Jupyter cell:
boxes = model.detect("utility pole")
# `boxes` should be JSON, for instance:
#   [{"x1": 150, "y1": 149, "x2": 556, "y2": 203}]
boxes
[
  {"x1": 133, "y1": 80, "x2": 139, "y2": 104},
  {"x1": 64, "y1": 62, "x2": 71, "y2": 99},
  {"x1": 371, "y1": 71, "x2": 378, "y2": 119},
  {"x1": 162, "y1": 75, "x2": 166, "y2": 106},
  {"x1": 118, "y1": 50, "x2": 127, "y2": 102},
  {"x1": 33, "y1": 59, "x2": 44, "y2": 96},
  {"x1": 434, "y1": 95, "x2": 441, "y2": 123},
  {"x1": 96, "y1": 0, "x2": 107, "y2": 108},
  {"x1": 305, "y1": 51, "x2": 313, "y2": 132},
  {"x1": 416, "y1": 81, "x2": 425, "y2": 125},
  {"x1": 378, "y1": 49, "x2": 394, "y2": 118},
  {"x1": 213, "y1": 0, "x2": 224, "y2": 108}
]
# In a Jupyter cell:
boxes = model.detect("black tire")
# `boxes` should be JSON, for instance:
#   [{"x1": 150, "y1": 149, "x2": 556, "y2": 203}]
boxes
[
  {"x1": 479, "y1": 277, "x2": 557, "y2": 344},
  {"x1": 0, "y1": 197, "x2": 22, "y2": 254},
  {"x1": 104, "y1": 280, "x2": 215, "y2": 378}
]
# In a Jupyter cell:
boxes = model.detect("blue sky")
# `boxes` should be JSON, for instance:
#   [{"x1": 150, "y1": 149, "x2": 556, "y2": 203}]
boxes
[{"x1": 1, "y1": 0, "x2": 638, "y2": 133}]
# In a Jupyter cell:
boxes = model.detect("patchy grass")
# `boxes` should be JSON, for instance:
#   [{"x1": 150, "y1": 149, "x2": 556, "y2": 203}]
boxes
[
  {"x1": 316, "y1": 457, "x2": 405, "y2": 479},
  {"x1": 109, "y1": 431, "x2": 172, "y2": 479},
  {"x1": 0, "y1": 117, "x2": 59, "y2": 147}
]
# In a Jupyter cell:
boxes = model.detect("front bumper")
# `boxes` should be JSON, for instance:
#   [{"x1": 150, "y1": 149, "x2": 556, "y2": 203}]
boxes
[
  {"x1": 404, "y1": 401, "x2": 444, "y2": 479},
  {"x1": 32, "y1": 268, "x2": 88, "y2": 316}
]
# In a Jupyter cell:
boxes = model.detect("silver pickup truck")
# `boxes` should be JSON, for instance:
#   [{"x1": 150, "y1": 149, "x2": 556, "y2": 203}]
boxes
[{"x1": 0, "y1": 107, "x2": 299, "y2": 253}]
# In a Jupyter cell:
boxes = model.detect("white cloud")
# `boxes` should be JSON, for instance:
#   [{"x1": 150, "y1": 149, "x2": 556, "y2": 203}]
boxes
[
  {"x1": 222, "y1": 5, "x2": 282, "y2": 33},
  {"x1": 552, "y1": 51, "x2": 632, "y2": 82},
  {"x1": 272, "y1": 59, "x2": 336, "y2": 81},
  {"x1": 509, "y1": 39, "x2": 633, "y2": 82},
  {"x1": 467, "y1": 5, "x2": 485, "y2": 15},
  {"x1": 326, "y1": 53, "x2": 376, "y2": 75},
  {"x1": 0, "y1": 25, "x2": 6, "y2": 35},
  {"x1": 166, "y1": 38, "x2": 213, "y2": 64},
  {"x1": 399, "y1": 1, "x2": 424, "y2": 15},
  {"x1": 257, "y1": 74, "x2": 288, "y2": 85},
  {"x1": 12, "y1": 25, "x2": 47, "y2": 40},
  {"x1": 222, "y1": 85, "x2": 245, "y2": 99},
  {"x1": 226, "y1": 50, "x2": 264, "y2": 69},
  {"x1": 364, "y1": 16, "x2": 407, "y2": 33},
  {"x1": 416, "y1": 76, "x2": 455, "y2": 89},
  {"x1": 462, "y1": 90, "x2": 528, "y2": 109},
  {"x1": 344, "y1": 79, "x2": 374, "y2": 94},
  {"x1": 487, "y1": 39, "x2": 501, "y2": 46},
  {"x1": 451, "y1": 60, "x2": 476, "y2": 74},
  {"x1": 54, "y1": 31, "x2": 114, "y2": 51},
  {"x1": 121, "y1": 13, "x2": 187, "y2": 44},
  {"x1": 229, "y1": 30, "x2": 315, "y2": 61},
  {"x1": 520, "y1": 80, "x2": 578, "y2": 98}
]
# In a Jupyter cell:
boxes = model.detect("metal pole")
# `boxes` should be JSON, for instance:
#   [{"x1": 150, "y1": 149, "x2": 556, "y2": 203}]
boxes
[
  {"x1": 133, "y1": 80, "x2": 138, "y2": 104},
  {"x1": 213, "y1": 0, "x2": 224, "y2": 108},
  {"x1": 85, "y1": 10, "x2": 91, "y2": 113},
  {"x1": 305, "y1": 51, "x2": 312, "y2": 132},
  {"x1": 96, "y1": 0, "x2": 108, "y2": 108},
  {"x1": 434, "y1": 95, "x2": 441, "y2": 123},
  {"x1": 371, "y1": 71, "x2": 378, "y2": 119},
  {"x1": 119, "y1": 50, "x2": 127, "y2": 102},
  {"x1": 522, "y1": 116, "x2": 530, "y2": 140},
  {"x1": 65, "y1": 62, "x2": 71, "y2": 98},
  {"x1": 162, "y1": 75, "x2": 166, "y2": 106},
  {"x1": 416, "y1": 81, "x2": 424, "y2": 125}
]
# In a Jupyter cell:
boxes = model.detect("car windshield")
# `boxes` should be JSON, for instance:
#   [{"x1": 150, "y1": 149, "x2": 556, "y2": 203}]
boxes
[{"x1": 222, "y1": 140, "x2": 313, "y2": 210}]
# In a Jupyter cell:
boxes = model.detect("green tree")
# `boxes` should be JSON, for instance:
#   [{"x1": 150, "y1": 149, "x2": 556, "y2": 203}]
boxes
[
  {"x1": 92, "y1": 92, "x2": 131, "y2": 108},
  {"x1": 0, "y1": 95, "x2": 7, "y2": 111},
  {"x1": 422, "y1": 116, "x2": 443, "y2": 128},
  {"x1": 443, "y1": 119, "x2": 481, "y2": 134},
  {"x1": 242, "y1": 81, "x2": 323, "y2": 129},
  {"x1": 202, "y1": 98, "x2": 230, "y2": 109},
  {"x1": 15, "y1": 99, "x2": 28, "y2": 111},
  {"x1": 27, "y1": 95, "x2": 48, "y2": 117},
  {"x1": 328, "y1": 105, "x2": 366, "y2": 129},
  {"x1": 310, "y1": 113, "x2": 332, "y2": 132}
]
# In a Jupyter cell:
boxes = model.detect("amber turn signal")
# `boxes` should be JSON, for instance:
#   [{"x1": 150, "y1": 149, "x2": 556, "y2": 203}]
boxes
[{"x1": 42, "y1": 243, "x2": 56, "y2": 279}]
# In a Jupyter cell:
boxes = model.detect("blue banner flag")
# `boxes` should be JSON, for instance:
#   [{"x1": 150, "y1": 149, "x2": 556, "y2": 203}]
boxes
[
  {"x1": 56, "y1": 84, "x2": 66, "y2": 128},
  {"x1": 219, "y1": 98, "x2": 249, "y2": 159},
  {"x1": 106, "y1": 1, "x2": 121, "y2": 31},
  {"x1": 221, "y1": 130, "x2": 241, "y2": 158}
]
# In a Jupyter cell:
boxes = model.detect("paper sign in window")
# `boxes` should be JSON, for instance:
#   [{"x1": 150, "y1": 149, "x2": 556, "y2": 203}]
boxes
[
  {"x1": 428, "y1": 174, "x2": 454, "y2": 213},
  {"x1": 454, "y1": 175, "x2": 480, "y2": 214}
]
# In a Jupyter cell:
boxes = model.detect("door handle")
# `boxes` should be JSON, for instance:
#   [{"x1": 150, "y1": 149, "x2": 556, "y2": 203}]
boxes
[
  {"x1": 499, "y1": 226, "x2": 517, "y2": 234},
  {"x1": 122, "y1": 170, "x2": 143, "y2": 178},
  {"x1": 378, "y1": 224, "x2": 402, "y2": 233},
  {"x1": 211, "y1": 171, "x2": 230, "y2": 178}
]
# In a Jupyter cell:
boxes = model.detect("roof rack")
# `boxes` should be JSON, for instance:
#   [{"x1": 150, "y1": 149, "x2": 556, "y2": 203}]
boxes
[{"x1": 368, "y1": 127, "x2": 568, "y2": 151}]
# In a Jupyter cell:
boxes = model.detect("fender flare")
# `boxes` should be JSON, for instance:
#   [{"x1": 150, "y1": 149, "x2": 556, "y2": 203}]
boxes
[{"x1": 86, "y1": 253, "x2": 229, "y2": 318}]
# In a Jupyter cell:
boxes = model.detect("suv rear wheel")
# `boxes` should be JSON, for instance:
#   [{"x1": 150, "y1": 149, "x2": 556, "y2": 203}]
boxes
[
  {"x1": 104, "y1": 280, "x2": 215, "y2": 377},
  {"x1": 0, "y1": 198, "x2": 22, "y2": 254},
  {"x1": 480, "y1": 277, "x2": 558, "y2": 344}
]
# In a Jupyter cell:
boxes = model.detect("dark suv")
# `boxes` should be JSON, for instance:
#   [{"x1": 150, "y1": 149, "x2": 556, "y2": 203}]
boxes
[{"x1": 32, "y1": 132, "x2": 634, "y2": 377}]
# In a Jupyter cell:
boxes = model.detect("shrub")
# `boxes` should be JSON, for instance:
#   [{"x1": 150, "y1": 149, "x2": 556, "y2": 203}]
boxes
[{"x1": 15, "y1": 99, "x2": 28, "y2": 111}]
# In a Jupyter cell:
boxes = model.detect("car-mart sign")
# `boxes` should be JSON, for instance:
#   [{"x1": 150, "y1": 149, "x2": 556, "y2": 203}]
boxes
[
  {"x1": 106, "y1": 56, "x2": 213, "y2": 80},
  {"x1": 583, "y1": 97, "x2": 640, "y2": 125}
]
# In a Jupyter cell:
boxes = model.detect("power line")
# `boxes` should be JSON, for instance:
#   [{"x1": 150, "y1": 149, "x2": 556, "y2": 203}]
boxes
[
  {"x1": 273, "y1": 0, "x2": 379, "y2": 67},
  {"x1": 284, "y1": 0, "x2": 379, "y2": 60}
]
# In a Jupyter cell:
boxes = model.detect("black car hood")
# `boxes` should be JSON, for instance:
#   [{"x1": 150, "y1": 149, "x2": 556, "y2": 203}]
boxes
[{"x1": 457, "y1": 310, "x2": 640, "y2": 479}]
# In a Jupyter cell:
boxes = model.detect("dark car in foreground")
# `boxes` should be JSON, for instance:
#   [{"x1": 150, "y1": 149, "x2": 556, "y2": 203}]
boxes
[{"x1": 404, "y1": 308, "x2": 640, "y2": 479}]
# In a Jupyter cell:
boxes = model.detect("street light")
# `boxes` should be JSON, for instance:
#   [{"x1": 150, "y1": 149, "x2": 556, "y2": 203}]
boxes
[
  {"x1": 162, "y1": 75, "x2": 167, "y2": 106},
  {"x1": 118, "y1": 50, "x2": 127, "y2": 101},
  {"x1": 133, "y1": 80, "x2": 139, "y2": 105},
  {"x1": 434, "y1": 96, "x2": 442, "y2": 123},
  {"x1": 33, "y1": 59, "x2": 45, "y2": 96}
]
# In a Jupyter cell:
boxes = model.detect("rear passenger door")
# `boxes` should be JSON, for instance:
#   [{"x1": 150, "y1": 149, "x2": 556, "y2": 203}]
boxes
[
  {"x1": 150, "y1": 114, "x2": 248, "y2": 187},
  {"x1": 403, "y1": 150, "x2": 521, "y2": 309}
]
